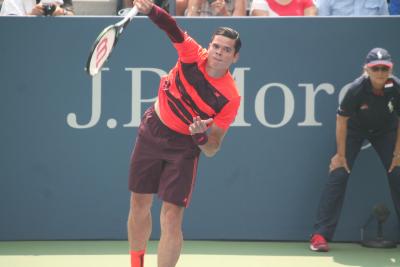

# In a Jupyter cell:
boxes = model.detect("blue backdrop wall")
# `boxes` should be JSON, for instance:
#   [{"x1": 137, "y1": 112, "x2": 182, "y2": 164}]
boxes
[{"x1": 0, "y1": 16, "x2": 399, "y2": 241}]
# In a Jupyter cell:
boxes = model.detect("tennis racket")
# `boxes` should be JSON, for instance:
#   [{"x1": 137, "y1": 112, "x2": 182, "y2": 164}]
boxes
[{"x1": 86, "y1": 6, "x2": 139, "y2": 76}]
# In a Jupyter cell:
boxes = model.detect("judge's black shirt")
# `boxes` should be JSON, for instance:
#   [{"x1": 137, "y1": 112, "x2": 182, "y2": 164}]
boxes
[{"x1": 338, "y1": 75, "x2": 400, "y2": 136}]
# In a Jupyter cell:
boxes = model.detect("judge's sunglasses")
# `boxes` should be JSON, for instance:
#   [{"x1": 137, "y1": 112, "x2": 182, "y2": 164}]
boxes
[{"x1": 370, "y1": 66, "x2": 390, "y2": 72}]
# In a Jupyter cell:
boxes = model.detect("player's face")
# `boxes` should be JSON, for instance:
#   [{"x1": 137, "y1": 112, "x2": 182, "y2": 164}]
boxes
[
  {"x1": 365, "y1": 64, "x2": 392, "y2": 88},
  {"x1": 207, "y1": 35, "x2": 239, "y2": 73}
]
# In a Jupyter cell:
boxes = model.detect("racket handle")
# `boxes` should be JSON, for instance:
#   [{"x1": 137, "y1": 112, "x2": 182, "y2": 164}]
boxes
[
  {"x1": 126, "y1": 6, "x2": 139, "y2": 21},
  {"x1": 116, "y1": 6, "x2": 139, "y2": 28}
]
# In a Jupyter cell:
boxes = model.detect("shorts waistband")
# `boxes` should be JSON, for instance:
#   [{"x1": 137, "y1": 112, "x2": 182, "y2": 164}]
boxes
[{"x1": 146, "y1": 105, "x2": 186, "y2": 137}]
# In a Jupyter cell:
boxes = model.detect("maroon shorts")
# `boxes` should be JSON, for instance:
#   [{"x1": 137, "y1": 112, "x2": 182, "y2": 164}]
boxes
[{"x1": 129, "y1": 106, "x2": 201, "y2": 207}]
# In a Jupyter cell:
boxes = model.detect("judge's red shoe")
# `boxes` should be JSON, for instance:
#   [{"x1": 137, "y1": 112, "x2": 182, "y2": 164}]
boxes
[{"x1": 310, "y1": 234, "x2": 329, "y2": 252}]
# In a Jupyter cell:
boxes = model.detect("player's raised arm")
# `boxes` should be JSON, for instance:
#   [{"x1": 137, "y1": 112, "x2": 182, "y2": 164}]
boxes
[{"x1": 134, "y1": 0, "x2": 184, "y2": 43}]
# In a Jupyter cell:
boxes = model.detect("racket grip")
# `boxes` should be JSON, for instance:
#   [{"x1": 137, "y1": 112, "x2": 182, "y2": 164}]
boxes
[
  {"x1": 117, "y1": 6, "x2": 139, "y2": 28},
  {"x1": 126, "y1": 6, "x2": 139, "y2": 21}
]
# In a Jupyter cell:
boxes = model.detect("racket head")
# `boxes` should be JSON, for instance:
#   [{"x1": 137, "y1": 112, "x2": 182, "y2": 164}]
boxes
[{"x1": 86, "y1": 25, "x2": 118, "y2": 76}]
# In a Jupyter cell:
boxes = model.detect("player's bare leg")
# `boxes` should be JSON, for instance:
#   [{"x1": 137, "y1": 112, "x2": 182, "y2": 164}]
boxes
[
  {"x1": 157, "y1": 202, "x2": 185, "y2": 267},
  {"x1": 128, "y1": 192, "x2": 153, "y2": 263}
]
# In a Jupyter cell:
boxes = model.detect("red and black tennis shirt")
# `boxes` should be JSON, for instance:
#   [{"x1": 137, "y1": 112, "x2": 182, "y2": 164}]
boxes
[{"x1": 157, "y1": 33, "x2": 241, "y2": 135}]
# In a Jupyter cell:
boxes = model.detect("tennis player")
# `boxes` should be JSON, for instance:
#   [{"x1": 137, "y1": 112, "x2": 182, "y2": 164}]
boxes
[{"x1": 127, "y1": 0, "x2": 242, "y2": 266}]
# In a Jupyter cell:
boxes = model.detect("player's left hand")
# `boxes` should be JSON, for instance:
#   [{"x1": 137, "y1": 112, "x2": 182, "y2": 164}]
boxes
[
  {"x1": 189, "y1": 116, "x2": 213, "y2": 135},
  {"x1": 389, "y1": 155, "x2": 400, "y2": 173}
]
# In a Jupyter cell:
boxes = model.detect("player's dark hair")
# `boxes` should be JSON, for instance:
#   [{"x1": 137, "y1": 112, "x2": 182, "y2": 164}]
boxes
[{"x1": 211, "y1": 27, "x2": 241, "y2": 54}]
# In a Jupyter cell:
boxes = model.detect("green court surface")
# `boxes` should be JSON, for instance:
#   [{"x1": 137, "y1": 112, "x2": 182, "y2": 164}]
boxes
[{"x1": 0, "y1": 240, "x2": 399, "y2": 267}]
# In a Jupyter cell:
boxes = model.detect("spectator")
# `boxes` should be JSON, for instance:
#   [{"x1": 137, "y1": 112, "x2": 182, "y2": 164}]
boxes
[
  {"x1": 250, "y1": 0, "x2": 316, "y2": 16},
  {"x1": 0, "y1": 0, "x2": 74, "y2": 15},
  {"x1": 186, "y1": 0, "x2": 247, "y2": 16},
  {"x1": 389, "y1": 0, "x2": 400, "y2": 14},
  {"x1": 316, "y1": 0, "x2": 388, "y2": 16}
]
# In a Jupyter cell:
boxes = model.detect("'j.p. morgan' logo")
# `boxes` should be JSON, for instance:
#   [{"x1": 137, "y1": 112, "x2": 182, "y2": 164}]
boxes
[{"x1": 66, "y1": 67, "x2": 352, "y2": 129}]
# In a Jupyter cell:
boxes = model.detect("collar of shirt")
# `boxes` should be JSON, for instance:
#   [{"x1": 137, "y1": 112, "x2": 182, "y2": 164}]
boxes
[{"x1": 364, "y1": 77, "x2": 396, "y2": 96}]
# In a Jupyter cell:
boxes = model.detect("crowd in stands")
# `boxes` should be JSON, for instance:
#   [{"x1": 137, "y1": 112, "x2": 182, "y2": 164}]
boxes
[
  {"x1": 0, "y1": 0, "x2": 73, "y2": 15},
  {"x1": 0, "y1": 0, "x2": 399, "y2": 17}
]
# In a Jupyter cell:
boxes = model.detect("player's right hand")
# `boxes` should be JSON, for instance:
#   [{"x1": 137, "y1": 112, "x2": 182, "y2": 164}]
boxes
[
  {"x1": 329, "y1": 154, "x2": 350, "y2": 173},
  {"x1": 133, "y1": 0, "x2": 154, "y2": 14},
  {"x1": 189, "y1": 116, "x2": 213, "y2": 135}
]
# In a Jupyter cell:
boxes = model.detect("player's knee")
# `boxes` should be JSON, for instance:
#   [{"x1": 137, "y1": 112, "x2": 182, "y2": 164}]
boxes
[
  {"x1": 160, "y1": 203, "x2": 184, "y2": 233},
  {"x1": 130, "y1": 193, "x2": 152, "y2": 214}
]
